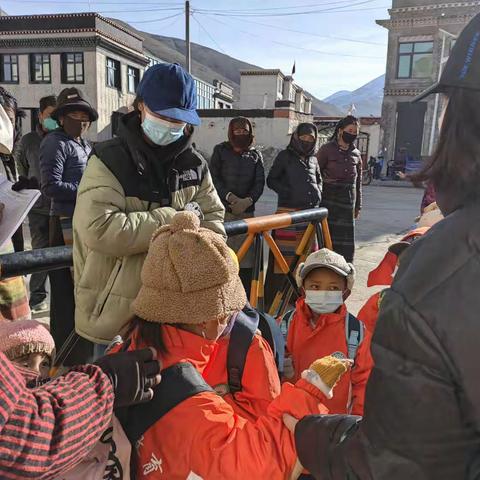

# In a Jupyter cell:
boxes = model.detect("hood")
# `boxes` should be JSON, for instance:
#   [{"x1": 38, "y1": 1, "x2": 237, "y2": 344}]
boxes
[
  {"x1": 228, "y1": 116, "x2": 254, "y2": 151},
  {"x1": 289, "y1": 122, "x2": 318, "y2": 157}
]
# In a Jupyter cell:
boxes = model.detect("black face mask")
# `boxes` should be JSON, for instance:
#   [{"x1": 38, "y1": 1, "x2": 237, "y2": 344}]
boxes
[
  {"x1": 231, "y1": 134, "x2": 252, "y2": 151},
  {"x1": 299, "y1": 140, "x2": 315, "y2": 155},
  {"x1": 63, "y1": 116, "x2": 90, "y2": 139},
  {"x1": 342, "y1": 131, "x2": 357, "y2": 145}
]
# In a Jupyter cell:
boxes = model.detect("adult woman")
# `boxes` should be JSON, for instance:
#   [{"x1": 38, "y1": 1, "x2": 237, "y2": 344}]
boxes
[
  {"x1": 289, "y1": 13, "x2": 480, "y2": 479},
  {"x1": 317, "y1": 116, "x2": 362, "y2": 262},
  {"x1": 266, "y1": 123, "x2": 321, "y2": 305},
  {"x1": 210, "y1": 117, "x2": 265, "y2": 292}
]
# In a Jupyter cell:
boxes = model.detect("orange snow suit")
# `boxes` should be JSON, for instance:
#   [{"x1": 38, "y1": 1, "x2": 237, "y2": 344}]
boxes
[
  {"x1": 358, "y1": 290, "x2": 388, "y2": 333},
  {"x1": 286, "y1": 298, "x2": 373, "y2": 415}
]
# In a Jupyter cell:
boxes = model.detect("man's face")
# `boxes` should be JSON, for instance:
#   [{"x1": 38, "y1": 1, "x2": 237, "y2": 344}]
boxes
[
  {"x1": 39, "y1": 105, "x2": 55, "y2": 124},
  {"x1": 137, "y1": 101, "x2": 185, "y2": 125}
]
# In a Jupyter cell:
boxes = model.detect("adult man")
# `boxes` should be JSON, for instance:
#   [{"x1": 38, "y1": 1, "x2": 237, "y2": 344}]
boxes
[
  {"x1": 14, "y1": 95, "x2": 57, "y2": 313},
  {"x1": 73, "y1": 63, "x2": 224, "y2": 349}
]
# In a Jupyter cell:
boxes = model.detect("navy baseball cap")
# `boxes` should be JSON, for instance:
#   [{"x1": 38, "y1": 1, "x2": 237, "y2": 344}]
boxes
[
  {"x1": 414, "y1": 13, "x2": 480, "y2": 102},
  {"x1": 137, "y1": 63, "x2": 200, "y2": 125}
]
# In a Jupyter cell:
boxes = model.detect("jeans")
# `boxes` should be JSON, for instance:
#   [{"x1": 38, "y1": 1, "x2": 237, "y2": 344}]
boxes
[{"x1": 28, "y1": 212, "x2": 50, "y2": 306}]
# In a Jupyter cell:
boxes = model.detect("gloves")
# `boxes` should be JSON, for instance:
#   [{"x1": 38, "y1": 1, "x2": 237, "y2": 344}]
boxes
[
  {"x1": 184, "y1": 201, "x2": 204, "y2": 220},
  {"x1": 230, "y1": 197, "x2": 253, "y2": 216},
  {"x1": 302, "y1": 355, "x2": 352, "y2": 399},
  {"x1": 94, "y1": 348, "x2": 161, "y2": 408},
  {"x1": 226, "y1": 192, "x2": 241, "y2": 204},
  {"x1": 12, "y1": 176, "x2": 40, "y2": 192},
  {"x1": 283, "y1": 356, "x2": 295, "y2": 380}
]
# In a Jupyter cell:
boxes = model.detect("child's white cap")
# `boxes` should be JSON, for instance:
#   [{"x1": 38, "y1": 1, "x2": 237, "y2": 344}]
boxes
[{"x1": 296, "y1": 248, "x2": 355, "y2": 290}]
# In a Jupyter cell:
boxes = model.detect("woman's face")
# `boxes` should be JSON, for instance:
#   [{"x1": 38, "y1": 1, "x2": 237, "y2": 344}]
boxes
[
  {"x1": 202, "y1": 316, "x2": 230, "y2": 341},
  {"x1": 299, "y1": 133, "x2": 315, "y2": 143},
  {"x1": 340, "y1": 124, "x2": 359, "y2": 137}
]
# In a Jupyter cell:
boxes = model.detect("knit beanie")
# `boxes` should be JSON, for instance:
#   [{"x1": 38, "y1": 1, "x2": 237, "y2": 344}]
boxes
[
  {"x1": 0, "y1": 320, "x2": 55, "y2": 361},
  {"x1": 133, "y1": 211, "x2": 247, "y2": 325}
]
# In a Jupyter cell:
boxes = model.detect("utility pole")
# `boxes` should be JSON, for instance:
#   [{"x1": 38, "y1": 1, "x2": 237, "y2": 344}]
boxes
[{"x1": 185, "y1": 0, "x2": 191, "y2": 73}]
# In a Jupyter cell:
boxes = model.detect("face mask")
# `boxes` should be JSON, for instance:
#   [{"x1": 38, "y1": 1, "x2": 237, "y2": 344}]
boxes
[
  {"x1": 231, "y1": 134, "x2": 251, "y2": 151},
  {"x1": 62, "y1": 116, "x2": 89, "y2": 138},
  {"x1": 42, "y1": 117, "x2": 58, "y2": 132},
  {"x1": 392, "y1": 265, "x2": 399, "y2": 278},
  {"x1": 142, "y1": 111, "x2": 186, "y2": 146},
  {"x1": 342, "y1": 131, "x2": 357, "y2": 145},
  {"x1": 0, "y1": 104, "x2": 13, "y2": 154},
  {"x1": 299, "y1": 140, "x2": 315, "y2": 155},
  {"x1": 305, "y1": 290, "x2": 343, "y2": 314}
]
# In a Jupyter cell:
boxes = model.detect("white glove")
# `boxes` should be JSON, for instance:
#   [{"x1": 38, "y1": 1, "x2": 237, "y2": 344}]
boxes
[
  {"x1": 283, "y1": 356, "x2": 295, "y2": 380},
  {"x1": 184, "y1": 201, "x2": 204, "y2": 220}
]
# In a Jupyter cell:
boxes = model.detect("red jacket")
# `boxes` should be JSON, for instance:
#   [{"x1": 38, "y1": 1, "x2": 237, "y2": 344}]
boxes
[
  {"x1": 358, "y1": 291, "x2": 385, "y2": 333},
  {"x1": 127, "y1": 325, "x2": 330, "y2": 480},
  {"x1": 286, "y1": 299, "x2": 373, "y2": 415},
  {"x1": 0, "y1": 352, "x2": 113, "y2": 479}
]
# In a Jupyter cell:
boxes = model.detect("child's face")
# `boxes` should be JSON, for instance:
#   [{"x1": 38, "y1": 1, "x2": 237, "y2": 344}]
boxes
[
  {"x1": 304, "y1": 268, "x2": 347, "y2": 292},
  {"x1": 15, "y1": 353, "x2": 51, "y2": 378}
]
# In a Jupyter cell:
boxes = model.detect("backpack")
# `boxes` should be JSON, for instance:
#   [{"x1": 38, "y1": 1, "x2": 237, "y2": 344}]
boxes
[
  {"x1": 57, "y1": 362, "x2": 212, "y2": 480},
  {"x1": 281, "y1": 309, "x2": 365, "y2": 361},
  {"x1": 226, "y1": 304, "x2": 285, "y2": 395}
]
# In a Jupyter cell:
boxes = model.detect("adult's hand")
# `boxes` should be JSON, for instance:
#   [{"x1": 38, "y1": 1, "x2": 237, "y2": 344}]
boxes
[
  {"x1": 94, "y1": 347, "x2": 161, "y2": 408},
  {"x1": 227, "y1": 192, "x2": 241, "y2": 205},
  {"x1": 12, "y1": 176, "x2": 40, "y2": 192},
  {"x1": 230, "y1": 197, "x2": 253, "y2": 215}
]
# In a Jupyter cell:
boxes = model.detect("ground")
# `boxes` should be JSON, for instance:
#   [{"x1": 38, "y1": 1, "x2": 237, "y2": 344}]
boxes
[{"x1": 256, "y1": 184, "x2": 424, "y2": 314}]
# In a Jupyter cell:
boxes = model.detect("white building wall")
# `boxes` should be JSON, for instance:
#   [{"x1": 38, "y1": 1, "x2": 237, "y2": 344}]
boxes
[{"x1": 239, "y1": 75, "x2": 280, "y2": 110}]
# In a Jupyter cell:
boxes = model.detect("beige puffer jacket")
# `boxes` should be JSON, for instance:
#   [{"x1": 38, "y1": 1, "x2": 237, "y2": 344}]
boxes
[{"x1": 73, "y1": 116, "x2": 225, "y2": 344}]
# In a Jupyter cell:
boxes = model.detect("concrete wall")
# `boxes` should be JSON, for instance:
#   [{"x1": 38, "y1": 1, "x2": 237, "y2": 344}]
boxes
[{"x1": 239, "y1": 74, "x2": 281, "y2": 110}]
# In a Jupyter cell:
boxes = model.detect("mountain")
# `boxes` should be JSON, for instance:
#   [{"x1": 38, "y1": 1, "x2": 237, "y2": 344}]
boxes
[
  {"x1": 323, "y1": 74, "x2": 385, "y2": 117},
  {"x1": 113, "y1": 19, "x2": 341, "y2": 116}
]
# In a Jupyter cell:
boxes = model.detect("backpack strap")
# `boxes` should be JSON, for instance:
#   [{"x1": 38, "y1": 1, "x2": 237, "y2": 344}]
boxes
[
  {"x1": 257, "y1": 311, "x2": 286, "y2": 375},
  {"x1": 227, "y1": 305, "x2": 259, "y2": 395},
  {"x1": 345, "y1": 312, "x2": 365, "y2": 361},
  {"x1": 116, "y1": 362, "x2": 213, "y2": 445}
]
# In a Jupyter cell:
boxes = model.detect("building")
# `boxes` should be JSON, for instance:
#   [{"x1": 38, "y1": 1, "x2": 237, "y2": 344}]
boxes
[
  {"x1": 377, "y1": 1, "x2": 480, "y2": 165},
  {"x1": 238, "y1": 69, "x2": 312, "y2": 114},
  {"x1": 315, "y1": 116, "x2": 382, "y2": 167},
  {"x1": 0, "y1": 13, "x2": 149, "y2": 140},
  {"x1": 213, "y1": 79, "x2": 233, "y2": 109},
  {"x1": 194, "y1": 68, "x2": 313, "y2": 169}
]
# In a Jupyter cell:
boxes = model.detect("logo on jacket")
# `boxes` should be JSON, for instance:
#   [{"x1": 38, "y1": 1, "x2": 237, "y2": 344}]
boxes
[
  {"x1": 180, "y1": 169, "x2": 198, "y2": 182},
  {"x1": 143, "y1": 452, "x2": 163, "y2": 476}
]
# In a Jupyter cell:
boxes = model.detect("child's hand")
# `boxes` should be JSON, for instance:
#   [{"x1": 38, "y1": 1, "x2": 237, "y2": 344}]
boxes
[{"x1": 283, "y1": 356, "x2": 295, "y2": 380}]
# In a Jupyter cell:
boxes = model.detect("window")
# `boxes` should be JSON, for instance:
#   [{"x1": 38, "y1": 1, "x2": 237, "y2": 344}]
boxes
[
  {"x1": 127, "y1": 66, "x2": 140, "y2": 94},
  {"x1": 277, "y1": 76, "x2": 284, "y2": 97},
  {"x1": 30, "y1": 54, "x2": 51, "y2": 83},
  {"x1": 106, "y1": 57, "x2": 121, "y2": 89},
  {"x1": 397, "y1": 41, "x2": 434, "y2": 79},
  {"x1": 61, "y1": 53, "x2": 84, "y2": 84},
  {"x1": 0, "y1": 55, "x2": 18, "y2": 83}
]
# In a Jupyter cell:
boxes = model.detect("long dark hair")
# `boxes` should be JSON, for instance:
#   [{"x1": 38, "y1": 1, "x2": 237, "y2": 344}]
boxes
[
  {"x1": 412, "y1": 88, "x2": 480, "y2": 205},
  {"x1": 330, "y1": 115, "x2": 360, "y2": 141},
  {"x1": 124, "y1": 315, "x2": 168, "y2": 354}
]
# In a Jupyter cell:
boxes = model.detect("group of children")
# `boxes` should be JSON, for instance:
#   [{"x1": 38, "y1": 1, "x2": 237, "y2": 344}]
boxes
[{"x1": 0, "y1": 206, "x2": 440, "y2": 479}]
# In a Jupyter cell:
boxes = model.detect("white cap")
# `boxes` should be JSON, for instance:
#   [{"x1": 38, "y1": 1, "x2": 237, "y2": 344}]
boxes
[{"x1": 296, "y1": 248, "x2": 355, "y2": 290}]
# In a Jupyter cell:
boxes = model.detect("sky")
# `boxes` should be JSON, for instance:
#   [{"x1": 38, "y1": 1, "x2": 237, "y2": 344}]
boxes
[{"x1": 2, "y1": 0, "x2": 391, "y2": 99}]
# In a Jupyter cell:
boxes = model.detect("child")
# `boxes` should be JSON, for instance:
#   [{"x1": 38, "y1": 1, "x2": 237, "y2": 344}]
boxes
[
  {"x1": 284, "y1": 248, "x2": 373, "y2": 416},
  {"x1": 359, "y1": 228, "x2": 430, "y2": 333},
  {"x1": 0, "y1": 319, "x2": 54, "y2": 381}
]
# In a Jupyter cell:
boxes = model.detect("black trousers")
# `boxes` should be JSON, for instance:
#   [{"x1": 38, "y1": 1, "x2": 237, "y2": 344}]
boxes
[{"x1": 28, "y1": 212, "x2": 49, "y2": 306}]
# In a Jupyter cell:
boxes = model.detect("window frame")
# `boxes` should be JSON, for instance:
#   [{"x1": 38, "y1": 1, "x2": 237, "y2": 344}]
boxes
[
  {"x1": 127, "y1": 65, "x2": 140, "y2": 94},
  {"x1": 106, "y1": 57, "x2": 121, "y2": 90},
  {"x1": 29, "y1": 53, "x2": 51, "y2": 84},
  {"x1": 397, "y1": 41, "x2": 434, "y2": 79},
  {"x1": 0, "y1": 54, "x2": 19, "y2": 84},
  {"x1": 61, "y1": 52, "x2": 84, "y2": 84}
]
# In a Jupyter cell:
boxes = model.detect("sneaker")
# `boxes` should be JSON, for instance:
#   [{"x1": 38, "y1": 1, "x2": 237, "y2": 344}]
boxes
[{"x1": 30, "y1": 300, "x2": 49, "y2": 314}]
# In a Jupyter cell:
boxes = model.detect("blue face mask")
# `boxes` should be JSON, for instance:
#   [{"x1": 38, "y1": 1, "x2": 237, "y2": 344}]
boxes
[
  {"x1": 141, "y1": 111, "x2": 186, "y2": 146},
  {"x1": 42, "y1": 117, "x2": 59, "y2": 132}
]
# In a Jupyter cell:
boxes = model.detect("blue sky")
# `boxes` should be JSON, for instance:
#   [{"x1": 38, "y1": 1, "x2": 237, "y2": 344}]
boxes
[{"x1": 2, "y1": 0, "x2": 391, "y2": 98}]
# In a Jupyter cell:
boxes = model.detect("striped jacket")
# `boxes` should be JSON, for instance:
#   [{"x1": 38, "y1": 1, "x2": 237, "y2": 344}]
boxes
[{"x1": 0, "y1": 352, "x2": 114, "y2": 479}]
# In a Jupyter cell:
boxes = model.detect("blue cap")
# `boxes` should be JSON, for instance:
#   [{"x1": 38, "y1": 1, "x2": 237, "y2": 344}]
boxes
[{"x1": 137, "y1": 63, "x2": 200, "y2": 126}]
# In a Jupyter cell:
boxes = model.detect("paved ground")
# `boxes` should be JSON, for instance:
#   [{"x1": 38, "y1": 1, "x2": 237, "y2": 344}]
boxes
[{"x1": 256, "y1": 185, "x2": 424, "y2": 314}]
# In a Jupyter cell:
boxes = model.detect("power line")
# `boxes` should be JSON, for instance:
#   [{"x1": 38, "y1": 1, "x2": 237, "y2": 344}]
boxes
[
  {"x1": 197, "y1": 12, "x2": 386, "y2": 47},
  {"x1": 191, "y1": 13, "x2": 227, "y2": 54},
  {"x1": 97, "y1": 6, "x2": 183, "y2": 14},
  {"x1": 3, "y1": 0, "x2": 182, "y2": 4},
  {"x1": 202, "y1": 14, "x2": 385, "y2": 60},
  {"x1": 129, "y1": 12, "x2": 183, "y2": 25}
]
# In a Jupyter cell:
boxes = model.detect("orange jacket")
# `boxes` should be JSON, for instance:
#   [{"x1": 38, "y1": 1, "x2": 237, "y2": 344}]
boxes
[
  {"x1": 286, "y1": 299, "x2": 373, "y2": 416},
  {"x1": 358, "y1": 291, "x2": 385, "y2": 333},
  {"x1": 127, "y1": 325, "x2": 330, "y2": 480}
]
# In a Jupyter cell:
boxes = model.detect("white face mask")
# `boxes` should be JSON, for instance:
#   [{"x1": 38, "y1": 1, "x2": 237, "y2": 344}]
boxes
[
  {"x1": 305, "y1": 290, "x2": 343, "y2": 314},
  {"x1": 0, "y1": 104, "x2": 13, "y2": 155}
]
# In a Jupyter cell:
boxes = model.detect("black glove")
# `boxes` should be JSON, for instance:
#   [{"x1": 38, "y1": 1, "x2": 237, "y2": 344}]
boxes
[
  {"x1": 12, "y1": 175, "x2": 40, "y2": 192},
  {"x1": 94, "y1": 348, "x2": 161, "y2": 408}
]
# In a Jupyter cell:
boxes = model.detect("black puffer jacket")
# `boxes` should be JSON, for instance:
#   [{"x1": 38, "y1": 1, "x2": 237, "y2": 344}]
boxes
[
  {"x1": 295, "y1": 201, "x2": 480, "y2": 480},
  {"x1": 267, "y1": 147, "x2": 322, "y2": 209},
  {"x1": 209, "y1": 142, "x2": 264, "y2": 213}
]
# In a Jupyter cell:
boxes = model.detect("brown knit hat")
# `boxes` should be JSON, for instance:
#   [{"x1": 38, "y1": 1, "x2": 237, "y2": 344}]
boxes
[
  {"x1": 133, "y1": 211, "x2": 247, "y2": 325},
  {"x1": 309, "y1": 356, "x2": 350, "y2": 389}
]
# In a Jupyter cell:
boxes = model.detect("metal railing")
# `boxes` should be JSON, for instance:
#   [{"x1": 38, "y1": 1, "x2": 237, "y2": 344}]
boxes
[{"x1": 0, "y1": 208, "x2": 332, "y2": 318}]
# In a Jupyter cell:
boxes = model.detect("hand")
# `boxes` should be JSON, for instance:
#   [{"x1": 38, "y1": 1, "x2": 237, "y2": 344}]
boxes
[
  {"x1": 354, "y1": 209, "x2": 360, "y2": 219},
  {"x1": 283, "y1": 356, "x2": 295, "y2": 380},
  {"x1": 283, "y1": 414, "x2": 304, "y2": 480},
  {"x1": 227, "y1": 192, "x2": 241, "y2": 205},
  {"x1": 230, "y1": 197, "x2": 253, "y2": 215},
  {"x1": 304, "y1": 356, "x2": 353, "y2": 398},
  {"x1": 12, "y1": 176, "x2": 40, "y2": 192},
  {"x1": 94, "y1": 347, "x2": 162, "y2": 408},
  {"x1": 184, "y1": 201, "x2": 204, "y2": 220}
]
